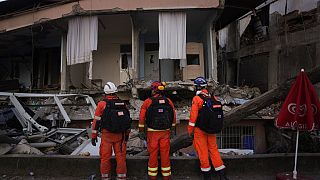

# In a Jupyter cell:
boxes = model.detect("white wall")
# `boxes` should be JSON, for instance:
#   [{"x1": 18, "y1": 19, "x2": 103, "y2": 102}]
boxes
[
  {"x1": 270, "y1": 0, "x2": 318, "y2": 15},
  {"x1": 70, "y1": 63, "x2": 86, "y2": 88}
]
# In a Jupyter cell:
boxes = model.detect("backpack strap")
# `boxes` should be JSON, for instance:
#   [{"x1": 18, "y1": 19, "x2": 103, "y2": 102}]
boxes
[
  {"x1": 197, "y1": 94, "x2": 210, "y2": 102},
  {"x1": 103, "y1": 98, "x2": 113, "y2": 108}
]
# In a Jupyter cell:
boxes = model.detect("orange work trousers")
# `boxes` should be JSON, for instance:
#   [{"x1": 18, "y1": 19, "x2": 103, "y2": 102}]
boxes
[
  {"x1": 193, "y1": 127, "x2": 225, "y2": 173},
  {"x1": 100, "y1": 130, "x2": 127, "y2": 180},
  {"x1": 147, "y1": 131, "x2": 171, "y2": 180}
]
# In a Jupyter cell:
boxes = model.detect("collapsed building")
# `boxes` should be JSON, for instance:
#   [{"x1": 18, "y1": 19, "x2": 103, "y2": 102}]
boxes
[
  {"x1": 216, "y1": 0, "x2": 320, "y2": 153},
  {"x1": 0, "y1": 0, "x2": 320, "y2": 157}
]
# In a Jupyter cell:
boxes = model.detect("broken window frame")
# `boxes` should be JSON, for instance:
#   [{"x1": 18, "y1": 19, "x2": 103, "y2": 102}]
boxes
[{"x1": 0, "y1": 92, "x2": 96, "y2": 134}]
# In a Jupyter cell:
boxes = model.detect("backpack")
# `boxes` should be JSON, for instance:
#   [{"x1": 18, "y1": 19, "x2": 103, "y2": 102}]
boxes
[
  {"x1": 195, "y1": 95, "x2": 224, "y2": 134},
  {"x1": 100, "y1": 99, "x2": 132, "y2": 133},
  {"x1": 146, "y1": 96, "x2": 174, "y2": 130}
]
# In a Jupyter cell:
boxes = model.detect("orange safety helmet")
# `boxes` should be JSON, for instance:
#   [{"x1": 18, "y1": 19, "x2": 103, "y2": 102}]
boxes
[{"x1": 151, "y1": 81, "x2": 166, "y2": 92}]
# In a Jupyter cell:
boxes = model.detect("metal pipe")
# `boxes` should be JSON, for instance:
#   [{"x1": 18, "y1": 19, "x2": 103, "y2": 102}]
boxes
[
  {"x1": 29, "y1": 142, "x2": 57, "y2": 148},
  {"x1": 293, "y1": 130, "x2": 299, "y2": 179}
]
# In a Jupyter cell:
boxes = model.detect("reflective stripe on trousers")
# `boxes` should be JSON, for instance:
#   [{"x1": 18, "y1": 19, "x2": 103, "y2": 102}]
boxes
[
  {"x1": 147, "y1": 131, "x2": 171, "y2": 179},
  {"x1": 117, "y1": 173, "x2": 127, "y2": 180},
  {"x1": 193, "y1": 127, "x2": 225, "y2": 171},
  {"x1": 101, "y1": 173, "x2": 110, "y2": 180}
]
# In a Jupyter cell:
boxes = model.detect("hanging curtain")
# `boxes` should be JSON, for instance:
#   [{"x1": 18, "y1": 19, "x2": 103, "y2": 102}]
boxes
[
  {"x1": 67, "y1": 16, "x2": 98, "y2": 79},
  {"x1": 159, "y1": 12, "x2": 186, "y2": 67}
]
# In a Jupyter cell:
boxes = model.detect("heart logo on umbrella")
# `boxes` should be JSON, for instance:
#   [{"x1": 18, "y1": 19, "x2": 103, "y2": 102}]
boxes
[{"x1": 288, "y1": 103, "x2": 318, "y2": 117}]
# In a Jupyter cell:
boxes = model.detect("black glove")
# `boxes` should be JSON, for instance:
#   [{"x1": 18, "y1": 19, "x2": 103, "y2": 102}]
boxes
[
  {"x1": 91, "y1": 138, "x2": 97, "y2": 146},
  {"x1": 138, "y1": 132, "x2": 146, "y2": 140}
]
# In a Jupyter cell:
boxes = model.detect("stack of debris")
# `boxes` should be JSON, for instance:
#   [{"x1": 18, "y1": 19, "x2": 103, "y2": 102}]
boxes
[
  {"x1": 0, "y1": 92, "x2": 149, "y2": 156},
  {"x1": 213, "y1": 85, "x2": 282, "y2": 119},
  {"x1": 0, "y1": 92, "x2": 94, "y2": 156},
  {"x1": 213, "y1": 85, "x2": 261, "y2": 105},
  {"x1": 126, "y1": 129, "x2": 146, "y2": 155},
  {"x1": 128, "y1": 84, "x2": 278, "y2": 121}
]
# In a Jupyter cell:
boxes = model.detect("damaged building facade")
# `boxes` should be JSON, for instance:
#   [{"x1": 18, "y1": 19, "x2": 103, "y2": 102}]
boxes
[
  {"x1": 0, "y1": 0, "x2": 235, "y2": 156},
  {"x1": 214, "y1": 0, "x2": 320, "y2": 154},
  {"x1": 217, "y1": 0, "x2": 320, "y2": 93},
  {"x1": 0, "y1": 0, "x2": 222, "y2": 92},
  {"x1": 3, "y1": 0, "x2": 319, "y2": 157}
]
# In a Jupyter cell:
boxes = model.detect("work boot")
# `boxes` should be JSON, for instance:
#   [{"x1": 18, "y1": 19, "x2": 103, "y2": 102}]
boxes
[
  {"x1": 218, "y1": 169, "x2": 229, "y2": 180},
  {"x1": 202, "y1": 171, "x2": 212, "y2": 180}
]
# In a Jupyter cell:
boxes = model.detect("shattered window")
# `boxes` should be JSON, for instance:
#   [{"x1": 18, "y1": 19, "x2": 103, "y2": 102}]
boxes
[
  {"x1": 120, "y1": 44, "x2": 132, "y2": 69},
  {"x1": 121, "y1": 53, "x2": 132, "y2": 69},
  {"x1": 187, "y1": 54, "x2": 200, "y2": 65}
]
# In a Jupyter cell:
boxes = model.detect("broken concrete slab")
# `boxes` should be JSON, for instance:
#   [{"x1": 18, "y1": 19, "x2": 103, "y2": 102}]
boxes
[
  {"x1": 0, "y1": 144, "x2": 13, "y2": 155},
  {"x1": 0, "y1": 92, "x2": 97, "y2": 132},
  {"x1": 71, "y1": 137, "x2": 101, "y2": 156},
  {"x1": 219, "y1": 149, "x2": 254, "y2": 156},
  {"x1": 10, "y1": 139, "x2": 44, "y2": 155}
]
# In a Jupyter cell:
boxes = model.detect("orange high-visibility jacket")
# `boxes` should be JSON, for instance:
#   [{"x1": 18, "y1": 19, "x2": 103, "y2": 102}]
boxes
[{"x1": 188, "y1": 89, "x2": 219, "y2": 135}]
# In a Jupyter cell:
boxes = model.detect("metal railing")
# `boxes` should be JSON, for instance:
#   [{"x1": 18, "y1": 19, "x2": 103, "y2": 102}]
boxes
[{"x1": 216, "y1": 126, "x2": 256, "y2": 150}]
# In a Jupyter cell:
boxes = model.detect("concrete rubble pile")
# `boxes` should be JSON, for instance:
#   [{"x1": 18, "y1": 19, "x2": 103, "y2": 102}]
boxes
[
  {"x1": 0, "y1": 92, "x2": 149, "y2": 156},
  {"x1": 0, "y1": 84, "x2": 282, "y2": 156},
  {"x1": 0, "y1": 92, "x2": 94, "y2": 156},
  {"x1": 129, "y1": 83, "x2": 278, "y2": 123},
  {"x1": 214, "y1": 85, "x2": 281, "y2": 118}
]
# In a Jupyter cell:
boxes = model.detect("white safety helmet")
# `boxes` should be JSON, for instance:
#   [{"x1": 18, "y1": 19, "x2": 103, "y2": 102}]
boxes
[{"x1": 104, "y1": 82, "x2": 118, "y2": 94}]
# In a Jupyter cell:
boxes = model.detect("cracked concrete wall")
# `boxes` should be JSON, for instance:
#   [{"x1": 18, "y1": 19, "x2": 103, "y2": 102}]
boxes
[{"x1": 0, "y1": 0, "x2": 220, "y2": 32}]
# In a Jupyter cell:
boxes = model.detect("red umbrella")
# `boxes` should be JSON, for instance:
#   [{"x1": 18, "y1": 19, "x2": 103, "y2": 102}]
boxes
[{"x1": 276, "y1": 69, "x2": 320, "y2": 179}]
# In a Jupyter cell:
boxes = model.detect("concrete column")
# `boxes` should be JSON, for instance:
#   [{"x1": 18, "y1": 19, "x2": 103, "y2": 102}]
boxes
[
  {"x1": 268, "y1": 50, "x2": 279, "y2": 89},
  {"x1": 268, "y1": 13, "x2": 281, "y2": 90},
  {"x1": 131, "y1": 16, "x2": 140, "y2": 82},
  {"x1": 60, "y1": 34, "x2": 68, "y2": 92},
  {"x1": 139, "y1": 34, "x2": 145, "y2": 80},
  {"x1": 230, "y1": 21, "x2": 240, "y2": 86},
  {"x1": 236, "y1": 58, "x2": 241, "y2": 86},
  {"x1": 211, "y1": 26, "x2": 218, "y2": 82}
]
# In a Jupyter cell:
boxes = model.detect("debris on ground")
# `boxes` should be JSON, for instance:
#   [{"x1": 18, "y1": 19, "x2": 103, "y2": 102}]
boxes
[
  {"x1": 0, "y1": 92, "x2": 94, "y2": 155},
  {"x1": 10, "y1": 139, "x2": 44, "y2": 155},
  {"x1": 126, "y1": 129, "x2": 146, "y2": 155},
  {"x1": 0, "y1": 84, "x2": 280, "y2": 156},
  {"x1": 219, "y1": 149, "x2": 254, "y2": 156},
  {"x1": 0, "y1": 143, "x2": 13, "y2": 155}
]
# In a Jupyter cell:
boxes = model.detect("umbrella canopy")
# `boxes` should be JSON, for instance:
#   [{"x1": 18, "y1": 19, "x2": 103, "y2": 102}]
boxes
[{"x1": 276, "y1": 70, "x2": 320, "y2": 131}]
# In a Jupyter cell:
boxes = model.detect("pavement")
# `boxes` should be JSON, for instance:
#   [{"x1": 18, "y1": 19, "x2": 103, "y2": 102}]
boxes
[
  {"x1": 1, "y1": 154, "x2": 320, "y2": 180},
  {"x1": 0, "y1": 175, "x2": 275, "y2": 180},
  {"x1": 1, "y1": 174, "x2": 320, "y2": 180}
]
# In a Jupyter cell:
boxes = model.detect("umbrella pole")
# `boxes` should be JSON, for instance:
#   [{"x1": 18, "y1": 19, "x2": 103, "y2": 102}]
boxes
[{"x1": 293, "y1": 130, "x2": 299, "y2": 179}]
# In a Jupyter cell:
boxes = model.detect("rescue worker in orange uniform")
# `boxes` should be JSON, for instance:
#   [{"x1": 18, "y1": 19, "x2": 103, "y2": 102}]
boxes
[
  {"x1": 188, "y1": 77, "x2": 229, "y2": 180},
  {"x1": 139, "y1": 81, "x2": 176, "y2": 180},
  {"x1": 91, "y1": 82, "x2": 132, "y2": 180}
]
